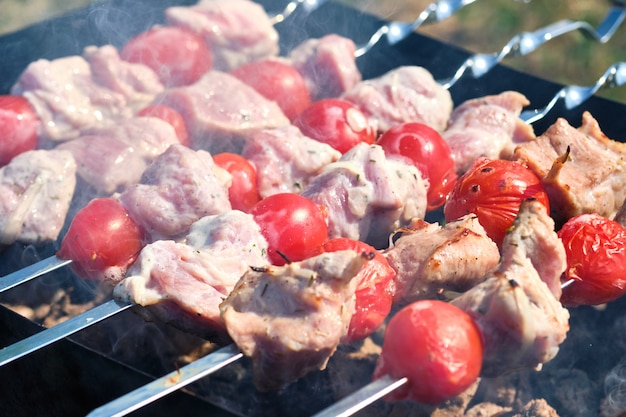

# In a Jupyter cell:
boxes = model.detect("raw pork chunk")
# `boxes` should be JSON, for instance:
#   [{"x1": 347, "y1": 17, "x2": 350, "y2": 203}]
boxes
[
  {"x1": 165, "y1": 0, "x2": 279, "y2": 71},
  {"x1": 120, "y1": 144, "x2": 231, "y2": 241},
  {"x1": 288, "y1": 34, "x2": 362, "y2": 100},
  {"x1": 0, "y1": 150, "x2": 76, "y2": 245},
  {"x1": 157, "y1": 71, "x2": 290, "y2": 154},
  {"x1": 452, "y1": 200, "x2": 569, "y2": 377},
  {"x1": 442, "y1": 91, "x2": 536, "y2": 174},
  {"x1": 220, "y1": 250, "x2": 366, "y2": 391},
  {"x1": 241, "y1": 125, "x2": 341, "y2": 198},
  {"x1": 12, "y1": 45, "x2": 163, "y2": 143},
  {"x1": 57, "y1": 117, "x2": 180, "y2": 195},
  {"x1": 302, "y1": 143, "x2": 428, "y2": 249},
  {"x1": 341, "y1": 66, "x2": 453, "y2": 133},
  {"x1": 114, "y1": 210, "x2": 269, "y2": 339},
  {"x1": 515, "y1": 112, "x2": 626, "y2": 227},
  {"x1": 384, "y1": 214, "x2": 500, "y2": 304}
]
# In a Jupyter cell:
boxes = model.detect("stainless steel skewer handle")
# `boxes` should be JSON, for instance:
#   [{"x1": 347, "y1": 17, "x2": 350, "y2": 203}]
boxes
[
  {"x1": 354, "y1": 0, "x2": 480, "y2": 57},
  {"x1": 86, "y1": 344, "x2": 244, "y2": 417},
  {"x1": 438, "y1": 2, "x2": 626, "y2": 89}
]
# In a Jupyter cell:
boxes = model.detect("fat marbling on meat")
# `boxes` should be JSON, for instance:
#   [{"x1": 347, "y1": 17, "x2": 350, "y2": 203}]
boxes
[
  {"x1": 156, "y1": 70, "x2": 290, "y2": 154},
  {"x1": 442, "y1": 91, "x2": 536, "y2": 174},
  {"x1": 11, "y1": 45, "x2": 163, "y2": 143},
  {"x1": 0, "y1": 149, "x2": 76, "y2": 245},
  {"x1": 114, "y1": 210, "x2": 269, "y2": 340},
  {"x1": 165, "y1": 0, "x2": 279, "y2": 71},
  {"x1": 515, "y1": 111, "x2": 626, "y2": 227},
  {"x1": 241, "y1": 125, "x2": 341, "y2": 198},
  {"x1": 119, "y1": 144, "x2": 231, "y2": 242},
  {"x1": 452, "y1": 200, "x2": 569, "y2": 377},
  {"x1": 341, "y1": 66, "x2": 453, "y2": 133},
  {"x1": 220, "y1": 250, "x2": 366, "y2": 391},
  {"x1": 301, "y1": 143, "x2": 428, "y2": 249},
  {"x1": 384, "y1": 214, "x2": 500, "y2": 305}
]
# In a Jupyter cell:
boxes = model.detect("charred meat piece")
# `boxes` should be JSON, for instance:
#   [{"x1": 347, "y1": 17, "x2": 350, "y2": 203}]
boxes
[
  {"x1": 114, "y1": 210, "x2": 269, "y2": 340},
  {"x1": 220, "y1": 250, "x2": 366, "y2": 391},
  {"x1": 120, "y1": 144, "x2": 232, "y2": 242},
  {"x1": 0, "y1": 149, "x2": 76, "y2": 245},
  {"x1": 288, "y1": 34, "x2": 362, "y2": 101},
  {"x1": 384, "y1": 214, "x2": 500, "y2": 304},
  {"x1": 442, "y1": 91, "x2": 536, "y2": 174},
  {"x1": 301, "y1": 143, "x2": 428, "y2": 249},
  {"x1": 241, "y1": 125, "x2": 341, "y2": 198},
  {"x1": 11, "y1": 45, "x2": 163, "y2": 143},
  {"x1": 341, "y1": 66, "x2": 453, "y2": 133},
  {"x1": 452, "y1": 200, "x2": 569, "y2": 377},
  {"x1": 515, "y1": 112, "x2": 626, "y2": 227},
  {"x1": 157, "y1": 70, "x2": 290, "y2": 154},
  {"x1": 165, "y1": 0, "x2": 279, "y2": 71},
  {"x1": 57, "y1": 117, "x2": 180, "y2": 195}
]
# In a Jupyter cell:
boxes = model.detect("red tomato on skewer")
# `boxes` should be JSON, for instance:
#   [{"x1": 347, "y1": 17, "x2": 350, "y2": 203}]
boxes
[
  {"x1": 213, "y1": 152, "x2": 260, "y2": 213},
  {"x1": 0, "y1": 95, "x2": 39, "y2": 166},
  {"x1": 137, "y1": 104, "x2": 189, "y2": 147}
]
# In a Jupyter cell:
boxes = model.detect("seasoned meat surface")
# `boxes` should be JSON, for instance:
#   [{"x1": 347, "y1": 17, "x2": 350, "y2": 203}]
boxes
[
  {"x1": 120, "y1": 144, "x2": 232, "y2": 242},
  {"x1": 384, "y1": 214, "x2": 500, "y2": 304},
  {"x1": 165, "y1": 0, "x2": 279, "y2": 71},
  {"x1": 442, "y1": 91, "x2": 536, "y2": 174},
  {"x1": 301, "y1": 143, "x2": 428, "y2": 249},
  {"x1": 341, "y1": 66, "x2": 453, "y2": 133},
  {"x1": 242, "y1": 125, "x2": 341, "y2": 198},
  {"x1": 0, "y1": 149, "x2": 76, "y2": 245},
  {"x1": 220, "y1": 250, "x2": 365, "y2": 391},
  {"x1": 515, "y1": 112, "x2": 626, "y2": 226}
]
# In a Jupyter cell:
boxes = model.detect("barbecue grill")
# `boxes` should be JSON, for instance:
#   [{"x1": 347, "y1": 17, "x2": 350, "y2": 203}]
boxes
[{"x1": 2, "y1": 0, "x2": 626, "y2": 416}]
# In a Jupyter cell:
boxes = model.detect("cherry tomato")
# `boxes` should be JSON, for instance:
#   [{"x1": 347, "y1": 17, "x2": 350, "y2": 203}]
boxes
[
  {"x1": 557, "y1": 213, "x2": 626, "y2": 306},
  {"x1": 293, "y1": 98, "x2": 376, "y2": 154},
  {"x1": 121, "y1": 26, "x2": 212, "y2": 87},
  {"x1": 249, "y1": 193, "x2": 328, "y2": 265},
  {"x1": 313, "y1": 238, "x2": 396, "y2": 342},
  {"x1": 137, "y1": 104, "x2": 189, "y2": 147},
  {"x1": 0, "y1": 95, "x2": 39, "y2": 166},
  {"x1": 230, "y1": 60, "x2": 311, "y2": 121},
  {"x1": 212, "y1": 152, "x2": 260, "y2": 213},
  {"x1": 377, "y1": 123, "x2": 457, "y2": 210},
  {"x1": 57, "y1": 198, "x2": 145, "y2": 281},
  {"x1": 444, "y1": 157, "x2": 550, "y2": 247},
  {"x1": 373, "y1": 299, "x2": 483, "y2": 405}
]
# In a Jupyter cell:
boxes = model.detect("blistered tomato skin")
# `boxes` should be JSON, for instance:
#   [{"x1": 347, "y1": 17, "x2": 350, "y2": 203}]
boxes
[
  {"x1": 57, "y1": 198, "x2": 145, "y2": 281},
  {"x1": 312, "y1": 238, "x2": 396, "y2": 341},
  {"x1": 377, "y1": 123, "x2": 457, "y2": 210},
  {"x1": 213, "y1": 153, "x2": 260, "y2": 213},
  {"x1": 558, "y1": 213, "x2": 626, "y2": 306},
  {"x1": 373, "y1": 300, "x2": 483, "y2": 405},
  {"x1": 293, "y1": 98, "x2": 376, "y2": 154},
  {"x1": 0, "y1": 95, "x2": 40, "y2": 166},
  {"x1": 444, "y1": 157, "x2": 550, "y2": 247},
  {"x1": 121, "y1": 26, "x2": 212, "y2": 87}
]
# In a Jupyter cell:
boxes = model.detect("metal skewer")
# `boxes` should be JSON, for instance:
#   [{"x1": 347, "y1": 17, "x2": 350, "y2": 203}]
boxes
[
  {"x1": 438, "y1": 1, "x2": 626, "y2": 89},
  {"x1": 269, "y1": 0, "x2": 328, "y2": 25}
]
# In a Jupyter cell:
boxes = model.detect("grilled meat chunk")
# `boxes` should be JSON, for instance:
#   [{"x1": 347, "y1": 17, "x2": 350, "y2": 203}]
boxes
[
  {"x1": 341, "y1": 66, "x2": 453, "y2": 133},
  {"x1": 442, "y1": 91, "x2": 536, "y2": 174},
  {"x1": 241, "y1": 125, "x2": 341, "y2": 198},
  {"x1": 157, "y1": 70, "x2": 290, "y2": 154},
  {"x1": 289, "y1": 34, "x2": 361, "y2": 101},
  {"x1": 384, "y1": 214, "x2": 500, "y2": 304},
  {"x1": 220, "y1": 250, "x2": 366, "y2": 391},
  {"x1": 165, "y1": 0, "x2": 279, "y2": 71},
  {"x1": 119, "y1": 144, "x2": 231, "y2": 242},
  {"x1": 515, "y1": 112, "x2": 626, "y2": 227},
  {"x1": 452, "y1": 200, "x2": 569, "y2": 377},
  {"x1": 301, "y1": 143, "x2": 428, "y2": 249},
  {"x1": 114, "y1": 210, "x2": 269, "y2": 339},
  {"x1": 0, "y1": 149, "x2": 76, "y2": 245},
  {"x1": 57, "y1": 117, "x2": 180, "y2": 195},
  {"x1": 11, "y1": 45, "x2": 163, "y2": 143}
]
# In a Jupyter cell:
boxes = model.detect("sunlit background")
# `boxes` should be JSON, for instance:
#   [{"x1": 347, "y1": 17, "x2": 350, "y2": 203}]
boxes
[{"x1": 3, "y1": 0, "x2": 626, "y2": 102}]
